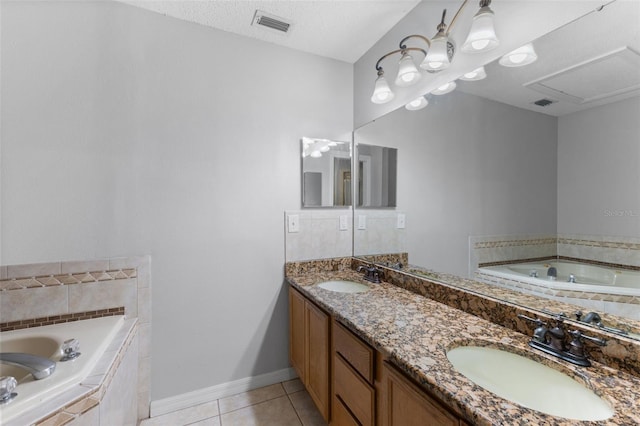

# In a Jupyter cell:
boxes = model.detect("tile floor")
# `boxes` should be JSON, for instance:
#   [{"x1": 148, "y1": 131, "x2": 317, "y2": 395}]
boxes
[{"x1": 139, "y1": 379, "x2": 327, "y2": 426}]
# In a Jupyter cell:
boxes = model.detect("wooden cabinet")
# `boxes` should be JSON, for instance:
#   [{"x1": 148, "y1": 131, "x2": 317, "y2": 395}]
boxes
[
  {"x1": 288, "y1": 287, "x2": 330, "y2": 422},
  {"x1": 381, "y1": 361, "x2": 467, "y2": 426},
  {"x1": 289, "y1": 285, "x2": 469, "y2": 426},
  {"x1": 332, "y1": 320, "x2": 376, "y2": 426}
]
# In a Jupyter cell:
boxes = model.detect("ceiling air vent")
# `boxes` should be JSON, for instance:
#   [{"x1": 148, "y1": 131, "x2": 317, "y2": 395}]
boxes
[
  {"x1": 252, "y1": 10, "x2": 292, "y2": 34},
  {"x1": 533, "y1": 98, "x2": 556, "y2": 107}
]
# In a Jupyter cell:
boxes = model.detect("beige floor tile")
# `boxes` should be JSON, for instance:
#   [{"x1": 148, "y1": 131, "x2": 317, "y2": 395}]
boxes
[
  {"x1": 282, "y1": 379, "x2": 305, "y2": 395},
  {"x1": 187, "y1": 416, "x2": 221, "y2": 426},
  {"x1": 220, "y1": 395, "x2": 301, "y2": 426},
  {"x1": 288, "y1": 390, "x2": 327, "y2": 426},
  {"x1": 140, "y1": 400, "x2": 219, "y2": 426},
  {"x1": 218, "y1": 384, "x2": 285, "y2": 414}
]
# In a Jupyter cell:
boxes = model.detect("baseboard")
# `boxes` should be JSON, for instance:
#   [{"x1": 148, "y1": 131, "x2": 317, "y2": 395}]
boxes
[{"x1": 149, "y1": 367, "x2": 298, "y2": 418}]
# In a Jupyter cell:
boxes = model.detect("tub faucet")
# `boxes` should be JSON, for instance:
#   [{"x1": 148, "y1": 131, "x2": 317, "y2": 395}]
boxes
[
  {"x1": 0, "y1": 353, "x2": 56, "y2": 380},
  {"x1": 529, "y1": 270, "x2": 538, "y2": 278}
]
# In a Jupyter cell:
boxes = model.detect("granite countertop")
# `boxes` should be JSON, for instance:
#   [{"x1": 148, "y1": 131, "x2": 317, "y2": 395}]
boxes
[{"x1": 286, "y1": 269, "x2": 640, "y2": 426}]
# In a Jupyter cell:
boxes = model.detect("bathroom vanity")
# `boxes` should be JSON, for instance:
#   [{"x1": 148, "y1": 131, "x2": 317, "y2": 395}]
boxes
[{"x1": 285, "y1": 259, "x2": 640, "y2": 425}]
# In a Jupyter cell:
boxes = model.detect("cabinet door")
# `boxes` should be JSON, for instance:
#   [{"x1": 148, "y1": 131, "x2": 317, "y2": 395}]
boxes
[
  {"x1": 382, "y1": 362, "x2": 460, "y2": 426},
  {"x1": 306, "y1": 300, "x2": 331, "y2": 422},
  {"x1": 289, "y1": 288, "x2": 306, "y2": 383}
]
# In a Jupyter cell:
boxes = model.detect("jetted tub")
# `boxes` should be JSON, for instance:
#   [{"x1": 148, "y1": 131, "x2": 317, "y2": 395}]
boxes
[
  {"x1": 478, "y1": 261, "x2": 640, "y2": 297},
  {"x1": 0, "y1": 316, "x2": 124, "y2": 423}
]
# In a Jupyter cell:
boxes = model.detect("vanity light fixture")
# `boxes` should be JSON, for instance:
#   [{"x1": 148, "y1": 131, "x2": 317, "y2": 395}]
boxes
[
  {"x1": 371, "y1": 71, "x2": 395, "y2": 104},
  {"x1": 499, "y1": 43, "x2": 538, "y2": 67},
  {"x1": 395, "y1": 50, "x2": 423, "y2": 87},
  {"x1": 370, "y1": 0, "x2": 501, "y2": 104},
  {"x1": 405, "y1": 96, "x2": 429, "y2": 111},
  {"x1": 459, "y1": 66, "x2": 487, "y2": 81},
  {"x1": 431, "y1": 81, "x2": 457, "y2": 95},
  {"x1": 461, "y1": 0, "x2": 499, "y2": 53}
]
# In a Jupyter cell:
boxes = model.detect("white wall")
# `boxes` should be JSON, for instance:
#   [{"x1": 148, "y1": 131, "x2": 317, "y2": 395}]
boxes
[
  {"x1": 558, "y1": 96, "x2": 640, "y2": 238},
  {"x1": 1, "y1": 1, "x2": 352, "y2": 401},
  {"x1": 355, "y1": 92, "x2": 558, "y2": 277}
]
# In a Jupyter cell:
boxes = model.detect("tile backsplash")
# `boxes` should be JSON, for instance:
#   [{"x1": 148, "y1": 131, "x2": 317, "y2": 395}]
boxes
[{"x1": 285, "y1": 210, "x2": 352, "y2": 262}]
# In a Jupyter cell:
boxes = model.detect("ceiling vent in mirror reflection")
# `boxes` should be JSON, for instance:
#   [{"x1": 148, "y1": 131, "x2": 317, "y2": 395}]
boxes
[{"x1": 533, "y1": 98, "x2": 556, "y2": 107}]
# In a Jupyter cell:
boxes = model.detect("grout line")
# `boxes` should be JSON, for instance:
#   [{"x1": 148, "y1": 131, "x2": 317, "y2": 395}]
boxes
[{"x1": 286, "y1": 391, "x2": 305, "y2": 426}]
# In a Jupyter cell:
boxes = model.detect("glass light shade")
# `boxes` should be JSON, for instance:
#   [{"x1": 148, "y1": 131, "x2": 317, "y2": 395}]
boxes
[
  {"x1": 461, "y1": 7, "x2": 499, "y2": 53},
  {"x1": 395, "y1": 52, "x2": 422, "y2": 87},
  {"x1": 405, "y1": 96, "x2": 428, "y2": 111},
  {"x1": 310, "y1": 150, "x2": 322, "y2": 158},
  {"x1": 371, "y1": 74, "x2": 395, "y2": 104},
  {"x1": 431, "y1": 81, "x2": 457, "y2": 95},
  {"x1": 499, "y1": 43, "x2": 538, "y2": 67},
  {"x1": 459, "y1": 66, "x2": 487, "y2": 81},
  {"x1": 420, "y1": 33, "x2": 450, "y2": 71}
]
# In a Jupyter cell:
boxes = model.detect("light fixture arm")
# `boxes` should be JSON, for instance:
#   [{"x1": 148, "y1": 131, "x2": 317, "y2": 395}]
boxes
[
  {"x1": 374, "y1": 47, "x2": 427, "y2": 72},
  {"x1": 445, "y1": 0, "x2": 471, "y2": 36},
  {"x1": 399, "y1": 35, "x2": 431, "y2": 50}
]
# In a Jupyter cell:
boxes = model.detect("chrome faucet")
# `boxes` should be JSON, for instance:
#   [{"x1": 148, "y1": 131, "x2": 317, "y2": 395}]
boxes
[
  {"x1": 529, "y1": 269, "x2": 538, "y2": 278},
  {"x1": 0, "y1": 353, "x2": 56, "y2": 380},
  {"x1": 568, "y1": 274, "x2": 576, "y2": 283}
]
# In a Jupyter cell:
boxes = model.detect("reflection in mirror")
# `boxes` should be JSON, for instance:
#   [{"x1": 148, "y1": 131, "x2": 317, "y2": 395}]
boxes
[
  {"x1": 353, "y1": 1, "x2": 640, "y2": 339},
  {"x1": 356, "y1": 144, "x2": 397, "y2": 208},
  {"x1": 301, "y1": 137, "x2": 351, "y2": 208}
]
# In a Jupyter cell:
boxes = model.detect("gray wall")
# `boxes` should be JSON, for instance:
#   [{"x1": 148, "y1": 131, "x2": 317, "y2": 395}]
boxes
[
  {"x1": 1, "y1": 1, "x2": 352, "y2": 401},
  {"x1": 355, "y1": 92, "x2": 558, "y2": 276},
  {"x1": 558, "y1": 97, "x2": 640, "y2": 238}
]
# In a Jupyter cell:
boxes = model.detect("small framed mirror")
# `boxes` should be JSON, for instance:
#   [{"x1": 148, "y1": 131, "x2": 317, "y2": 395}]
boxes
[{"x1": 301, "y1": 137, "x2": 352, "y2": 208}]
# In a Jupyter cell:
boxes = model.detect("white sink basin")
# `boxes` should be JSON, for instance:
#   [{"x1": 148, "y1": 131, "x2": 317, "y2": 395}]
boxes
[
  {"x1": 316, "y1": 280, "x2": 370, "y2": 293},
  {"x1": 447, "y1": 346, "x2": 614, "y2": 421}
]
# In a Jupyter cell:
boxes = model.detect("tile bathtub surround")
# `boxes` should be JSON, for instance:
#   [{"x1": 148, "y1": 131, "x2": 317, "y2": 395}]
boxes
[
  {"x1": 0, "y1": 307, "x2": 125, "y2": 332},
  {"x1": 471, "y1": 233, "x2": 640, "y2": 273},
  {"x1": 0, "y1": 255, "x2": 152, "y2": 421},
  {"x1": 5, "y1": 319, "x2": 139, "y2": 426},
  {"x1": 286, "y1": 268, "x2": 640, "y2": 425}
]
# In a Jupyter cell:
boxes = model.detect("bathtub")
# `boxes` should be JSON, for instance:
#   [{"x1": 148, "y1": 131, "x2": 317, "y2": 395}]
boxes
[
  {"x1": 477, "y1": 261, "x2": 640, "y2": 297},
  {"x1": 0, "y1": 315, "x2": 124, "y2": 423}
]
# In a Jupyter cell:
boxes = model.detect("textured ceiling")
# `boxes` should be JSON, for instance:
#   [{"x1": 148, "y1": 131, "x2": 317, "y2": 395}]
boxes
[{"x1": 121, "y1": 0, "x2": 421, "y2": 63}]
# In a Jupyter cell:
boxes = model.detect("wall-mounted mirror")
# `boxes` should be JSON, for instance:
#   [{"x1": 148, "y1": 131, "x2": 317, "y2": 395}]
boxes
[
  {"x1": 354, "y1": 1, "x2": 640, "y2": 339},
  {"x1": 301, "y1": 137, "x2": 351, "y2": 208},
  {"x1": 356, "y1": 144, "x2": 397, "y2": 208}
]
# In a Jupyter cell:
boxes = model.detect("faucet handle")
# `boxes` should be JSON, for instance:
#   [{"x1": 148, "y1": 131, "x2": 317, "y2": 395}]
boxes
[
  {"x1": 61, "y1": 338, "x2": 81, "y2": 361},
  {"x1": 0, "y1": 376, "x2": 18, "y2": 404},
  {"x1": 569, "y1": 330, "x2": 606, "y2": 347}
]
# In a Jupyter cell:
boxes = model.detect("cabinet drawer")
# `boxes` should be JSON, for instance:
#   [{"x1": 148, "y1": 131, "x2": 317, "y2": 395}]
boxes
[
  {"x1": 331, "y1": 395, "x2": 360, "y2": 426},
  {"x1": 334, "y1": 354, "x2": 375, "y2": 426},
  {"x1": 333, "y1": 321, "x2": 374, "y2": 384}
]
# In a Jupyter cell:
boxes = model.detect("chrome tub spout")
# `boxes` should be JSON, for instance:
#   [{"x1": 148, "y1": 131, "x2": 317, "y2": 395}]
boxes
[{"x1": 0, "y1": 353, "x2": 56, "y2": 380}]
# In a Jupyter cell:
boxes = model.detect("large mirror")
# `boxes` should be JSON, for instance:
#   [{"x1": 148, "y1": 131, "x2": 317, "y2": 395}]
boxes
[
  {"x1": 301, "y1": 137, "x2": 351, "y2": 208},
  {"x1": 354, "y1": 1, "x2": 640, "y2": 338}
]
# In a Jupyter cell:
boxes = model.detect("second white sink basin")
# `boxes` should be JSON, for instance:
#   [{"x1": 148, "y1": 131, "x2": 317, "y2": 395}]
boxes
[
  {"x1": 447, "y1": 346, "x2": 614, "y2": 421},
  {"x1": 316, "y1": 280, "x2": 370, "y2": 293}
]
